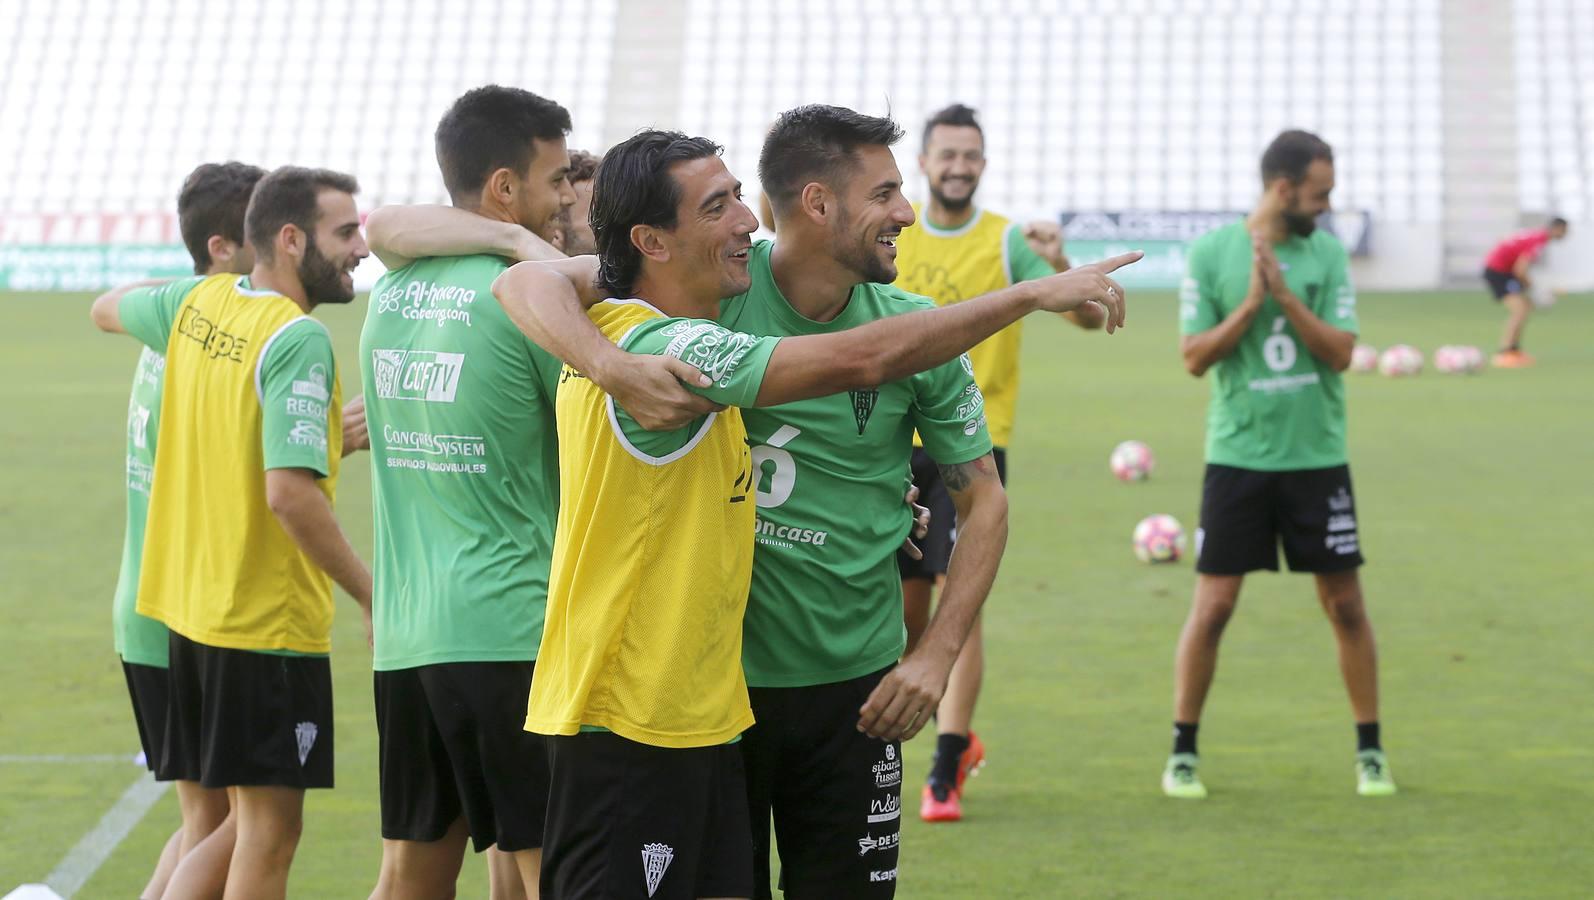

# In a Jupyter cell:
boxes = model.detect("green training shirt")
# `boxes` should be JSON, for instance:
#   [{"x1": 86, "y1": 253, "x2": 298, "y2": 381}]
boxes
[
  {"x1": 110, "y1": 279, "x2": 203, "y2": 667},
  {"x1": 1179, "y1": 222, "x2": 1359, "y2": 471},
  {"x1": 723, "y1": 241, "x2": 994, "y2": 688},
  {"x1": 361, "y1": 254, "x2": 563, "y2": 671}
]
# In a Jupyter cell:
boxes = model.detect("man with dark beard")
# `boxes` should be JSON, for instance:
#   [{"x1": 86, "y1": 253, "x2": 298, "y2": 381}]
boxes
[
  {"x1": 1167, "y1": 129, "x2": 1393, "y2": 800},
  {"x1": 891, "y1": 103, "x2": 1104, "y2": 823},
  {"x1": 91, "y1": 166, "x2": 375, "y2": 899},
  {"x1": 488, "y1": 106, "x2": 1137, "y2": 900}
]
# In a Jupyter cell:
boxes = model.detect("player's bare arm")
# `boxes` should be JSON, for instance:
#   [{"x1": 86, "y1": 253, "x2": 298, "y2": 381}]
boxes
[
  {"x1": 265, "y1": 467, "x2": 374, "y2": 646},
  {"x1": 491, "y1": 259, "x2": 719, "y2": 430},
  {"x1": 859, "y1": 453, "x2": 1007, "y2": 741},
  {"x1": 364, "y1": 203, "x2": 564, "y2": 270},
  {"x1": 755, "y1": 251, "x2": 1139, "y2": 407},
  {"x1": 1181, "y1": 252, "x2": 1267, "y2": 376},
  {"x1": 1254, "y1": 234, "x2": 1355, "y2": 371}
]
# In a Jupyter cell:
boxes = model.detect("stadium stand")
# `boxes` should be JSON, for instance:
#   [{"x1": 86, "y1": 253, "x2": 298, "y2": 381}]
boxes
[
  {"x1": 0, "y1": 0, "x2": 616, "y2": 214},
  {"x1": 7, "y1": 0, "x2": 1594, "y2": 287},
  {"x1": 676, "y1": 0, "x2": 1444, "y2": 224},
  {"x1": 1514, "y1": 0, "x2": 1594, "y2": 222}
]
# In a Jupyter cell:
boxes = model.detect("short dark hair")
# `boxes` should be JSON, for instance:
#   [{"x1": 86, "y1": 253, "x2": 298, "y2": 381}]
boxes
[
  {"x1": 921, "y1": 103, "x2": 983, "y2": 151},
  {"x1": 567, "y1": 149, "x2": 602, "y2": 185},
  {"x1": 177, "y1": 162, "x2": 266, "y2": 274},
  {"x1": 1549, "y1": 216, "x2": 1569, "y2": 229},
  {"x1": 592, "y1": 130, "x2": 722, "y2": 297},
  {"x1": 758, "y1": 105, "x2": 905, "y2": 217},
  {"x1": 244, "y1": 166, "x2": 360, "y2": 263},
  {"x1": 435, "y1": 85, "x2": 573, "y2": 205},
  {"x1": 1260, "y1": 129, "x2": 1334, "y2": 185}
]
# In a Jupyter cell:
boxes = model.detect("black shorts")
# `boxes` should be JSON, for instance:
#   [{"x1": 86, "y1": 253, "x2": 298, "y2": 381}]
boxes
[
  {"x1": 1196, "y1": 463, "x2": 1366, "y2": 575},
  {"x1": 158, "y1": 631, "x2": 334, "y2": 789},
  {"x1": 122, "y1": 659, "x2": 169, "y2": 776},
  {"x1": 897, "y1": 447, "x2": 1007, "y2": 580},
  {"x1": 375, "y1": 662, "x2": 548, "y2": 853},
  {"x1": 1484, "y1": 267, "x2": 1523, "y2": 300},
  {"x1": 542, "y1": 730, "x2": 753, "y2": 900},
  {"x1": 742, "y1": 666, "x2": 903, "y2": 900}
]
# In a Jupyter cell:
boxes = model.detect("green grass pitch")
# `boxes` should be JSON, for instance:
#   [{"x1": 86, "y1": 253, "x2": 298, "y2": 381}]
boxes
[{"x1": 2, "y1": 289, "x2": 1591, "y2": 897}]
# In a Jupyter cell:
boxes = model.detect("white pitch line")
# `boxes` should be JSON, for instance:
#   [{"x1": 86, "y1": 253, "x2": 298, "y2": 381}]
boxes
[
  {"x1": 0, "y1": 755, "x2": 128, "y2": 764},
  {"x1": 42, "y1": 772, "x2": 169, "y2": 898}
]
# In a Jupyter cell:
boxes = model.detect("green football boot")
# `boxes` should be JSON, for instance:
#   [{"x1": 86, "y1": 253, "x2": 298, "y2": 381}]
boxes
[
  {"x1": 1356, "y1": 749, "x2": 1397, "y2": 797},
  {"x1": 1161, "y1": 753, "x2": 1207, "y2": 799}
]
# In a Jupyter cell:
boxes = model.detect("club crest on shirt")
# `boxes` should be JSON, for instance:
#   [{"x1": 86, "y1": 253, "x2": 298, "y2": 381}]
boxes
[{"x1": 849, "y1": 389, "x2": 878, "y2": 435}]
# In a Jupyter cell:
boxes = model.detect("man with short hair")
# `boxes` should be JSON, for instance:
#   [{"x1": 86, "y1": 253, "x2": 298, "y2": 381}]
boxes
[
  {"x1": 113, "y1": 160, "x2": 262, "y2": 900},
  {"x1": 92, "y1": 165, "x2": 375, "y2": 899},
  {"x1": 893, "y1": 102, "x2": 1104, "y2": 823},
  {"x1": 493, "y1": 117, "x2": 1135, "y2": 899},
  {"x1": 554, "y1": 148, "x2": 601, "y2": 255},
  {"x1": 1169, "y1": 129, "x2": 1393, "y2": 800},
  {"x1": 1481, "y1": 216, "x2": 1568, "y2": 367},
  {"x1": 357, "y1": 85, "x2": 664, "y2": 900}
]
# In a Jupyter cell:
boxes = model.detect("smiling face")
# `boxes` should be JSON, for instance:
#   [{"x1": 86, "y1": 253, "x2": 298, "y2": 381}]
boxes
[
  {"x1": 508, "y1": 136, "x2": 576, "y2": 242},
  {"x1": 828, "y1": 143, "x2": 916, "y2": 284},
  {"x1": 299, "y1": 189, "x2": 368, "y2": 305},
  {"x1": 921, "y1": 123, "x2": 986, "y2": 215},
  {"x1": 654, "y1": 155, "x2": 759, "y2": 300}
]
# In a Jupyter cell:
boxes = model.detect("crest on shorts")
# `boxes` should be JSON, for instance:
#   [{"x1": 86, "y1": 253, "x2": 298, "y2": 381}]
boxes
[
  {"x1": 849, "y1": 389, "x2": 878, "y2": 435},
  {"x1": 294, "y1": 721, "x2": 318, "y2": 766},
  {"x1": 641, "y1": 842, "x2": 674, "y2": 897}
]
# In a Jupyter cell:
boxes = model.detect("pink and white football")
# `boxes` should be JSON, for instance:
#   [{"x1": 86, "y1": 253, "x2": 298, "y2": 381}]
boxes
[
  {"x1": 1110, "y1": 440, "x2": 1155, "y2": 482},
  {"x1": 1378, "y1": 344, "x2": 1423, "y2": 377},
  {"x1": 1350, "y1": 343, "x2": 1379, "y2": 373},
  {"x1": 1132, "y1": 514, "x2": 1186, "y2": 564}
]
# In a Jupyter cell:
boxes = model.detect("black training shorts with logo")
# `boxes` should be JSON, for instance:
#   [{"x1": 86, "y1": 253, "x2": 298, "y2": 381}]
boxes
[
  {"x1": 1195, "y1": 463, "x2": 1366, "y2": 575},
  {"x1": 374, "y1": 661, "x2": 547, "y2": 852},
  {"x1": 541, "y1": 729, "x2": 754, "y2": 900},
  {"x1": 159, "y1": 631, "x2": 334, "y2": 789},
  {"x1": 122, "y1": 659, "x2": 170, "y2": 776},
  {"x1": 897, "y1": 447, "x2": 1008, "y2": 580},
  {"x1": 742, "y1": 666, "x2": 904, "y2": 900}
]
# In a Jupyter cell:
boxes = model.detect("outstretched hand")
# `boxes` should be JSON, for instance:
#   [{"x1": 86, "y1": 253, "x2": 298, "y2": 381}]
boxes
[{"x1": 1030, "y1": 250, "x2": 1142, "y2": 333}]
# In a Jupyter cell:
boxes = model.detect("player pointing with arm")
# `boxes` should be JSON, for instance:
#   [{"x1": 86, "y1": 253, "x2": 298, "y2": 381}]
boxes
[
  {"x1": 491, "y1": 129, "x2": 1133, "y2": 900},
  {"x1": 1167, "y1": 130, "x2": 1393, "y2": 801}
]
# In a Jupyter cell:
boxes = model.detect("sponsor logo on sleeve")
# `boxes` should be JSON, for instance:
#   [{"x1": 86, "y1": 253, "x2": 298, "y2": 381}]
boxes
[
  {"x1": 870, "y1": 869, "x2": 898, "y2": 883},
  {"x1": 287, "y1": 418, "x2": 328, "y2": 453},
  {"x1": 292, "y1": 363, "x2": 330, "y2": 402},
  {"x1": 661, "y1": 321, "x2": 760, "y2": 388}
]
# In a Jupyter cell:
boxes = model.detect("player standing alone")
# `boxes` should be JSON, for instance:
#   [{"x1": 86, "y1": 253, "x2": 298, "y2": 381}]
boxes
[
  {"x1": 1168, "y1": 130, "x2": 1394, "y2": 799},
  {"x1": 1481, "y1": 216, "x2": 1568, "y2": 368},
  {"x1": 893, "y1": 103, "x2": 1104, "y2": 822}
]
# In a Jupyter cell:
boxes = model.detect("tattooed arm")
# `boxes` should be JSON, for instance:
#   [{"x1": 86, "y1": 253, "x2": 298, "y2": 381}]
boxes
[{"x1": 858, "y1": 453, "x2": 1008, "y2": 741}]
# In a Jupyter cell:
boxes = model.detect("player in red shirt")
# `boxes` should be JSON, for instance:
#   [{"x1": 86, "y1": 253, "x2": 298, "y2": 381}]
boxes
[{"x1": 1481, "y1": 217, "x2": 1567, "y2": 367}]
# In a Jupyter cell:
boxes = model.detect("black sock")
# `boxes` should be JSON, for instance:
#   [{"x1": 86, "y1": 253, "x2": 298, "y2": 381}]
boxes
[
  {"x1": 1172, "y1": 722, "x2": 1199, "y2": 756},
  {"x1": 1357, "y1": 721, "x2": 1381, "y2": 753},
  {"x1": 929, "y1": 733, "x2": 970, "y2": 786}
]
